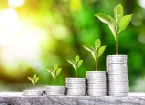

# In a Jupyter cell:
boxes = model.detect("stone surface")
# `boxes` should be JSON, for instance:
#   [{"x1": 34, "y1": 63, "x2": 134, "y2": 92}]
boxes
[{"x1": 0, "y1": 92, "x2": 145, "y2": 105}]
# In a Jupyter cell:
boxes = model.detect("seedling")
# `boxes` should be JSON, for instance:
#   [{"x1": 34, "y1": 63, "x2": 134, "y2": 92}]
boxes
[
  {"x1": 95, "y1": 4, "x2": 132, "y2": 54},
  {"x1": 28, "y1": 74, "x2": 39, "y2": 86},
  {"x1": 47, "y1": 64, "x2": 62, "y2": 80},
  {"x1": 67, "y1": 55, "x2": 83, "y2": 77},
  {"x1": 83, "y1": 39, "x2": 106, "y2": 70}
]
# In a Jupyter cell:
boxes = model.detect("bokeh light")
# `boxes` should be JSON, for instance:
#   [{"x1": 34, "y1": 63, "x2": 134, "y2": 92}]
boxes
[{"x1": 8, "y1": 0, "x2": 24, "y2": 8}]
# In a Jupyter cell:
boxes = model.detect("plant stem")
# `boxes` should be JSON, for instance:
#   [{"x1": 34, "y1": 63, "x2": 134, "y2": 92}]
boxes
[
  {"x1": 33, "y1": 84, "x2": 35, "y2": 89},
  {"x1": 76, "y1": 70, "x2": 77, "y2": 78},
  {"x1": 115, "y1": 20, "x2": 118, "y2": 55},
  {"x1": 116, "y1": 33, "x2": 118, "y2": 55},
  {"x1": 95, "y1": 58, "x2": 97, "y2": 71}
]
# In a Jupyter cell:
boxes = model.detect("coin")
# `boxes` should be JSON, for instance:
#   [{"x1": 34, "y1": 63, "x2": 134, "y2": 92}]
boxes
[
  {"x1": 108, "y1": 74, "x2": 128, "y2": 82},
  {"x1": 108, "y1": 92, "x2": 128, "y2": 96},
  {"x1": 23, "y1": 90, "x2": 43, "y2": 96},
  {"x1": 87, "y1": 83, "x2": 106, "y2": 89},
  {"x1": 66, "y1": 78, "x2": 86, "y2": 84},
  {"x1": 66, "y1": 83, "x2": 86, "y2": 88},
  {"x1": 107, "y1": 55, "x2": 127, "y2": 64}
]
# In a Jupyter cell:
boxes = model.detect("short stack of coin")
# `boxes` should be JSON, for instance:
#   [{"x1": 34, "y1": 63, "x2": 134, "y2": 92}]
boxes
[
  {"x1": 66, "y1": 78, "x2": 86, "y2": 96},
  {"x1": 23, "y1": 89, "x2": 43, "y2": 96},
  {"x1": 86, "y1": 71, "x2": 107, "y2": 96},
  {"x1": 107, "y1": 55, "x2": 128, "y2": 96},
  {"x1": 45, "y1": 86, "x2": 65, "y2": 96}
]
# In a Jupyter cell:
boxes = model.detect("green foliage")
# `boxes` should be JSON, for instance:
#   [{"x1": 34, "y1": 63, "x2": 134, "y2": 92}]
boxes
[
  {"x1": 67, "y1": 55, "x2": 83, "y2": 77},
  {"x1": 83, "y1": 39, "x2": 106, "y2": 70},
  {"x1": 47, "y1": 64, "x2": 62, "y2": 80},
  {"x1": 114, "y1": 4, "x2": 123, "y2": 21},
  {"x1": 28, "y1": 74, "x2": 39, "y2": 86},
  {"x1": 95, "y1": 4, "x2": 132, "y2": 37},
  {"x1": 118, "y1": 14, "x2": 133, "y2": 33},
  {"x1": 95, "y1": 4, "x2": 132, "y2": 54}
]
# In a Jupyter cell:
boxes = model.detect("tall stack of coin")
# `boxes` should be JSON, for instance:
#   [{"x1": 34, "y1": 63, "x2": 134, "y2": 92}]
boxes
[
  {"x1": 66, "y1": 78, "x2": 86, "y2": 96},
  {"x1": 107, "y1": 55, "x2": 128, "y2": 96},
  {"x1": 86, "y1": 71, "x2": 107, "y2": 96},
  {"x1": 45, "y1": 86, "x2": 65, "y2": 96}
]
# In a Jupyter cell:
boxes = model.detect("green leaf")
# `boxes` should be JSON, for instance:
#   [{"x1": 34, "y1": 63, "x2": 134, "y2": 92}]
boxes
[
  {"x1": 51, "y1": 72, "x2": 55, "y2": 79},
  {"x1": 91, "y1": 51, "x2": 97, "y2": 62},
  {"x1": 35, "y1": 77, "x2": 39, "y2": 83},
  {"x1": 95, "y1": 39, "x2": 101, "y2": 48},
  {"x1": 108, "y1": 25, "x2": 116, "y2": 40},
  {"x1": 95, "y1": 13, "x2": 111, "y2": 24},
  {"x1": 67, "y1": 59, "x2": 75, "y2": 65},
  {"x1": 114, "y1": 4, "x2": 123, "y2": 20},
  {"x1": 83, "y1": 45, "x2": 95, "y2": 53},
  {"x1": 108, "y1": 15, "x2": 116, "y2": 26},
  {"x1": 118, "y1": 14, "x2": 132, "y2": 33},
  {"x1": 54, "y1": 64, "x2": 58, "y2": 70},
  {"x1": 97, "y1": 45, "x2": 107, "y2": 58},
  {"x1": 33, "y1": 74, "x2": 37, "y2": 79},
  {"x1": 83, "y1": 45, "x2": 96, "y2": 61},
  {"x1": 67, "y1": 59, "x2": 76, "y2": 70},
  {"x1": 56, "y1": 68, "x2": 62, "y2": 77},
  {"x1": 75, "y1": 55, "x2": 79, "y2": 62},
  {"x1": 46, "y1": 69, "x2": 53, "y2": 73},
  {"x1": 77, "y1": 60, "x2": 83, "y2": 68},
  {"x1": 32, "y1": 80, "x2": 35, "y2": 85},
  {"x1": 28, "y1": 77, "x2": 33, "y2": 81}
]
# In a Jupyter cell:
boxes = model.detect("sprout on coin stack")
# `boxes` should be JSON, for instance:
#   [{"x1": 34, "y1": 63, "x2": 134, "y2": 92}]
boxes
[
  {"x1": 95, "y1": 4, "x2": 132, "y2": 96},
  {"x1": 23, "y1": 74, "x2": 43, "y2": 96},
  {"x1": 83, "y1": 39, "x2": 107, "y2": 96},
  {"x1": 66, "y1": 55, "x2": 86, "y2": 96},
  {"x1": 45, "y1": 64, "x2": 65, "y2": 96}
]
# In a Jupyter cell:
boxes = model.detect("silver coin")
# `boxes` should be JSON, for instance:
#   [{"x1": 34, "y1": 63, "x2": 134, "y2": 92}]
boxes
[
  {"x1": 66, "y1": 90, "x2": 86, "y2": 94},
  {"x1": 66, "y1": 78, "x2": 86, "y2": 84},
  {"x1": 109, "y1": 81, "x2": 128, "y2": 86},
  {"x1": 107, "y1": 64, "x2": 128, "y2": 70},
  {"x1": 86, "y1": 71, "x2": 106, "y2": 75},
  {"x1": 107, "y1": 55, "x2": 127, "y2": 64},
  {"x1": 107, "y1": 63, "x2": 127, "y2": 67},
  {"x1": 46, "y1": 93, "x2": 65, "y2": 96},
  {"x1": 109, "y1": 86, "x2": 128, "y2": 91},
  {"x1": 108, "y1": 74, "x2": 128, "y2": 82},
  {"x1": 45, "y1": 91, "x2": 65, "y2": 94},
  {"x1": 87, "y1": 92, "x2": 107, "y2": 96},
  {"x1": 45, "y1": 86, "x2": 65, "y2": 92},
  {"x1": 87, "y1": 80, "x2": 107, "y2": 84},
  {"x1": 66, "y1": 93, "x2": 86, "y2": 96},
  {"x1": 107, "y1": 55, "x2": 127, "y2": 58},
  {"x1": 87, "y1": 78, "x2": 106, "y2": 82},
  {"x1": 108, "y1": 93, "x2": 128, "y2": 96},
  {"x1": 107, "y1": 69, "x2": 128, "y2": 74},
  {"x1": 87, "y1": 83, "x2": 106, "y2": 89},
  {"x1": 109, "y1": 90, "x2": 128, "y2": 93},
  {"x1": 45, "y1": 86, "x2": 65, "y2": 89},
  {"x1": 107, "y1": 61, "x2": 127, "y2": 64},
  {"x1": 87, "y1": 89, "x2": 106, "y2": 92},
  {"x1": 66, "y1": 89, "x2": 86, "y2": 92},
  {"x1": 66, "y1": 84, "x2": 86, "y2": 88},
  {"x1": 45, "y1": 90, "x2": 65, "y2": 92},
  {"x1": 23, "y1": 90, "x2": 43, "y2": 96}
]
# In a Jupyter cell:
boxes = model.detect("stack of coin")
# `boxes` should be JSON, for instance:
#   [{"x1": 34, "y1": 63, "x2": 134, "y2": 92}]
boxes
[
  {"x1": 107, "y1": 55, "x2": 128, "y2": 96},
  {"x1": 86, "y1": 71, "x2": 107, "y2": 96},
  {"x1": 23, "y1": 89, "x2": 43, "y2": 96},
  {"x1": 45, "y1": 86, "x2": 65, "y2": 96},
  {"x1": 66, "y1": 78, "x2": 86, "y2": 96}
]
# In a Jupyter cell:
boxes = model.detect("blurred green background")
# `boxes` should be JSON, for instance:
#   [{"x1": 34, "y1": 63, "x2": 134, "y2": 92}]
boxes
[{"x1": 0, "y1": 0, "x2": 145, "y2": 92}]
